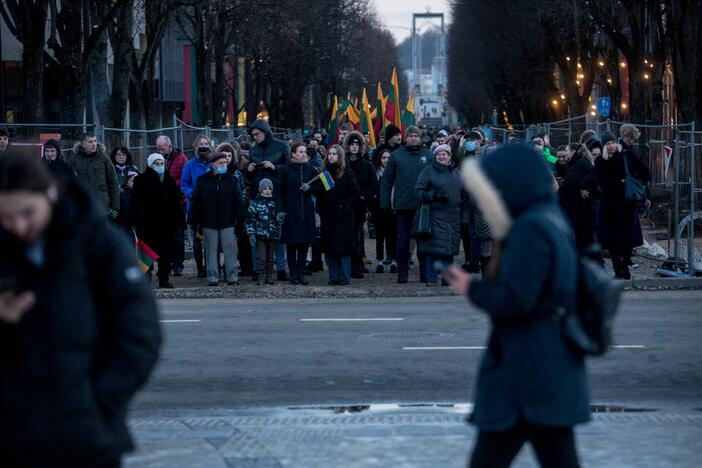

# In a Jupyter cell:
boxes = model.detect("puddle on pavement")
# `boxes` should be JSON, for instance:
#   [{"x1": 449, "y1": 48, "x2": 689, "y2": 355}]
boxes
[{"x1": 590, "y1": 405, "x2": 657, "y2": 413}]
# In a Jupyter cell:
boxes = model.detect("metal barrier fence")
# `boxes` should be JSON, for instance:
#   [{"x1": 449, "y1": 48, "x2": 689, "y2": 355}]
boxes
[{"x1": 490, "y1": 117, "x2": 701, "y2": 275}]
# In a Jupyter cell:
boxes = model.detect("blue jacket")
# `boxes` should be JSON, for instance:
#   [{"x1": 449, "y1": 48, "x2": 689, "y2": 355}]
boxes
[
  {"x1": 180, "y1": 157, "x2": 210, "y2": 212},
  {"x1": 461, "y1": 143, "x2": 590, "y2": 431}
]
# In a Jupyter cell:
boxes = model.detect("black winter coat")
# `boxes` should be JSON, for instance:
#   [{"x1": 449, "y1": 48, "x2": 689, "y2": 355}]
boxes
[
  {"x1": 277, "y1": 160, "x2": 318, "y2": 244},
  {"x1": 348, "y1": 156, "x2": 377, "y2": 211},
  {"x1": 129, "y1": 168, "x2": 185, "y2": 259},
  {"x1": 43, "y1": 156, "x2": 76, "y2": 182},
  {"x1": 246, "y1": 119, "x2": 290, "y2": 196},
  {"x1": 380, "y1": 145, "x2": 433, "y2": 210},
  {"x1": 415, "y1": 160, "x2": 462, "y2": 256},
  {"x1": 188, "y1": 170, "x2": 243, "y2": 230},
  {"x1": 316, "y1": 164, "x2": 359, "y2": 256},
  {"x1": 0, "y1": 181, "x2": 161, "y2": 464},
  {"x1": 462, "y1": 144, "x2": 590, "y2": 431},
  {"x1": 559, "y1": 151, "x2": 599, "y2": 230},
  {"x1": 595, "y1": 148, "x2": 650, "y2": 251}
]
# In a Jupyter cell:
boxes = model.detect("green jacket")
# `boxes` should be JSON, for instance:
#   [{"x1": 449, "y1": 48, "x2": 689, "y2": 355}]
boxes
[
  {"x1": 380, "y1": 145, "x2": 433, "y2": 211},
  {"x1": 70, "y1": 142, "x2": 120, "y2": 211}
]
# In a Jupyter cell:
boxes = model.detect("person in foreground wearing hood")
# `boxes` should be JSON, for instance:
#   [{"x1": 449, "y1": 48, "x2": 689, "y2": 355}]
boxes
[
  {"x1": 247, "y1": 119, "x2": 290, "y2": 280},
  {"x1": 446, "y1": 143, "x2": 589, "y2": 468},
  {"x1": 380, "y1": 125, "x2": 433, "y2": 283},
  {"x1": 130, "y1": 153, "x2": 185, "y2": 288},
  {"x1": 246, "y1": 178, "x2": 283, "y2": 285},
  {"x1": 41, "y1": 139, "x2": 75, "y2": 180},
  {"x1": 595, "y1": 129, "x2": 650, "y2": 279},
  {"x1": 189, "y1": 152, "x2": 244, "y2": 287},
  {"x1": 0, "y1": 153, "x2": 161, "y2": 467},
  {"x1": 316, "y1": 145, "x2": 359, "y2": 285},
  {"x1": 344, "y1": 131, "x2": 377, "y2": 279},
  {"x1": 415, "y1": 144, "x2": 462, "y2": 286},
  {"x1": 277, "y1": 142, "x2": 318, "y2": 285},
  {"x1": 181, "y1": 134, "x2": 212, "y2": 278}
]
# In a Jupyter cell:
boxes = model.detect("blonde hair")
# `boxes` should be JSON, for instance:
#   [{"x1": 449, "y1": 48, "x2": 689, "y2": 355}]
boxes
[
  {"x1": 322, "y1": 144, "x2": 346, "y2": 178},
  {"x1": 619, "y1": 124, "x2": 640, "y2": 140},
  {"x1": 192, "y1": 134, "x2": 212, "y2": 153}
]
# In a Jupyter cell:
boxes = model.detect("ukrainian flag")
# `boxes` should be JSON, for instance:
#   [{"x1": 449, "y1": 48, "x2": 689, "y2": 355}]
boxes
[{"x1": 319, "y1": 170, "x2": 335, "y2": 191}]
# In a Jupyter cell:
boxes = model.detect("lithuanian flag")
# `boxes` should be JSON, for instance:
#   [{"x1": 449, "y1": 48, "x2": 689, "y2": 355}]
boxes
[
  {"x1": 136, "y1": 238, "x2": 159, "y2": 272},
  {"x1": 319, "y1": 170, "x2": 335, "y2": 191},
  {"x1": 401, "y1": 95, "x2": 417, "y2": 138},
  {"x1": 345, "y1": 100, "x2": 361, "y2": 130},
  {"x1": 361, "y1": 88, "x2": 376, "y2": 149},
  {"x1": 374, "y1": 82, "x2": 387, "y2": 141},
  {"x1": 328, "y1": 96, "x2": 339, "y2": 144},
  {"x1": 385, "y1": 67, "x2": 402, "y2": 129}
]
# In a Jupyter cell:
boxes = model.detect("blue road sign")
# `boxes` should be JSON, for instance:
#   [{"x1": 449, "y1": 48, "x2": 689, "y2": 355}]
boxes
[{"x1": 596, "y1": 97, "x2": 612, "y2": 118}]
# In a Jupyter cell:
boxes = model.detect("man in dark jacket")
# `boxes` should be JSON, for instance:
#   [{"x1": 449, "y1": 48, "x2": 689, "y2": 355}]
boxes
[
  {"x1": 71, "y1": 133, "x2": 121, "y2": 217},
  {"x1": 379, "y1": 125, "x2": 433, "y2": 283},
  {"x1": 372, "y1": 124, "x2": 402, "y2": 162},
  {"x1": 0, "y1": 153, "x2": 161, "y2": 466},
  {"x1": 189, "y1": 152, "x2": 244, "y2": 286},
  {"x1": 345, "y1": 131, "x2": 377, "y2": 278},
  {"x1": 156, "y1": 135, "x2": 188, "y2": 276},
  {"x1": 41, "y1": 139, "x2": 75, "y2": 181},
  {"x1": 247, "y1": 119, "x2": 290, "y2": 280},
  {"x1": 447, "y1": 143, "x2": 589, "y2": 467}
]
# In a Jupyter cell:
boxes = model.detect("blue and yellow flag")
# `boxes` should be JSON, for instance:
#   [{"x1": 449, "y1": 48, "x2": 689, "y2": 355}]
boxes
[{"x1": 319, "y1": 170, "x2": 335, "y2": 191}]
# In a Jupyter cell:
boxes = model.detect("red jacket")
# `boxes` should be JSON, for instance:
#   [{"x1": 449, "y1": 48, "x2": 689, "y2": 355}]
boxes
[{"x1": 166, "y1": 149, "x2": 188, "y2": 189}]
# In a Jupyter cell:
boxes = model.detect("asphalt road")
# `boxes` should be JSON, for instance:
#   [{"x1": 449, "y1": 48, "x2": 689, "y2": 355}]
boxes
[{"x1": 132, "y1": 291, "x2": 702, "y2": 415}]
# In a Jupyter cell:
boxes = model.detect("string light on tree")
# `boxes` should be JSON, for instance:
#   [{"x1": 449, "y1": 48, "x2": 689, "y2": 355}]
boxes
[
  {"x1": 620, "y1": 61, "x2": 627, "y2": 68},
  {"x1": 598, "y1": 61, "x2": 604, "y2": 67}
]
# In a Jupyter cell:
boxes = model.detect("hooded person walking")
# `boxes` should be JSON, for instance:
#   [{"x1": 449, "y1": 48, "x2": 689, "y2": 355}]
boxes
[
  {"x1": 71, "y1": 133, "x2": 121, "y2": 217},
  {"x1": 446, "y1": 143, "x2": 589, "y2": 468},
  {"x1": 41, "y1": 139, "x2": 75, "y2": 181}
]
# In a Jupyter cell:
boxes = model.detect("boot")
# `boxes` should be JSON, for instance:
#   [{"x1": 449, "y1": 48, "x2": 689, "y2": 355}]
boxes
[
  {"x1": 265, "y1": 271, "x2": 275, "y2": 285},
  {"x1": 397, "y1": 270, "x2": 408, "y2": 284},
  {"x1": 277, "y1": 270, "x2": 289, "y2": 281},
  {"x1": 480, "y1": 256, "x2": 491, "y2": 277},
  {"x1": 611, "y1": 257, "x2": 624, "y2": 279}
]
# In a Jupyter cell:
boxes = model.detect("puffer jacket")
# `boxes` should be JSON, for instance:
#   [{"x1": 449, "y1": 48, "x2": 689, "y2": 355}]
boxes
[
  {"x1": 379, "y1": 144, "x2": 433, "y2": 210},
  {"x1": 246, "y1": 196, "x2": 281, "y2": 240},
  {"x1": 70, "y1": 142, "x2": 121, "y2": 210},
  {"x1": 414, "y1": 160, "x2": 462, "y2": 256}
]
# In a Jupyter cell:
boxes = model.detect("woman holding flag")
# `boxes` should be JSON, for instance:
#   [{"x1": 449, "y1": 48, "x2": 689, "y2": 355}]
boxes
[{"x1": 315, "y1": 145, "x2": 360, "y2": 285}]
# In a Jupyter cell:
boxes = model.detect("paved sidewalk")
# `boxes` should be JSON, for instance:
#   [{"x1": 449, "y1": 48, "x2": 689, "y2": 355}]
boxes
[{"x1": 125, "y1": 404, "x2": 702, "y2": 467}]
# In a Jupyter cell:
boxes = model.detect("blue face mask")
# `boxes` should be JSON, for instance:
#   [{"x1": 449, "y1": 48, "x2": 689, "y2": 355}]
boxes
[
  {"x1": 465, "y1": 141, "x2": 477, "y2": 152},
  {"x1": 154, "y1": 166, "x2": 165, "y2": 175},
  {"x1": 215, "y1": 166, "x2": 227, "y2": 175}
]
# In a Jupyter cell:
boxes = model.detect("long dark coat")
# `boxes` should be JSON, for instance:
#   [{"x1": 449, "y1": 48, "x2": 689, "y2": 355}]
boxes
[
  {"x1": 462, "y1": 144, "x2": 590, "y2": 431},
  {"x1": 277, "y1": 160, "x2": 318, "y2": 245},
  {"x1": 129, "y1": 168, "x2": 185, "y2": 258},
  {"x1": 414, "y1": 160, "x2": 462, "y2": 256},
  {"x1": 315, "y1": 164, "x2": 360, "y2": 256},
  {"x1": 595, "y1": 148, "x2": 650, "y2": 252},
  {"x1": 559, "y1": 150, "x2": 599, "y2": 230},
  {"x1": 0, "y1": 181, "x2": 161, "y2": 465}
]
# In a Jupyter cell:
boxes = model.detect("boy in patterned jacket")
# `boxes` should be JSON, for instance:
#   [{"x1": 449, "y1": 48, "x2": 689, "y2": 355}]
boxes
[{"x1": 246, "y1": 178, "x2": 285, "y2": 285}]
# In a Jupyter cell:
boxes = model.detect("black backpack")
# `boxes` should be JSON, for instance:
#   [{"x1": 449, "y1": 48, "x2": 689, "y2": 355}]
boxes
[{"x1": 544, "y1": 212, "x2": 623, "y2": 356}]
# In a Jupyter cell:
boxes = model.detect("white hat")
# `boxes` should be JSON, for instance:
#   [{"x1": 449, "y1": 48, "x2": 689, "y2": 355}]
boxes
[{"x1": 147, "y1": 153, "x2": 165, "y2": 168}]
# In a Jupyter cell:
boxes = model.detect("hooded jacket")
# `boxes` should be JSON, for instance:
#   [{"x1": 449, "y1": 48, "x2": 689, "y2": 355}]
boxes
[
  {"x1": 379, "y1": 144, "x2": 433, "y2": 211},
  {"x1": 0, "y1": 179, "x2": 161, "y2": 464},
  {"x1": 344, "y1": 131, "x2": 377, "y2": 209},
  {"x1": 71, "y1": 141, "x2": 120, "y2": 211},
  {"x1": 42, "y1": 140, "x2": 75, "y2": 181},
  {"x1": 246, "y1": 119, "x2": 290, "y2": 196},
  {"x1": 559, "y1": 150, "x2": 599, "y2": 230},
  {"x1": 460, "y1": 143, "x2": 589, "y2": 431}
]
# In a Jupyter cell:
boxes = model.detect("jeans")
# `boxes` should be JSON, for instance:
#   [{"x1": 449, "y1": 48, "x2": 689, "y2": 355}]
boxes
[
  {"x1": 326, "y1": 255, "x2": 351, "y2": 284},
  {"x1": 424, "y1": 254, "x2": 453, "y2": 283},
  {"x1": 275, "y1": 242, "x2": 287, "y2": 271},
  {"x1": 286, "y1": 243, "x2": 309, "y2": 282},
  {"x1": 395, "y1": 209, "x2": 426, "y2": 275},
  {"x1": 203, "y1": 227, "x2": 238, "y2": 283},
  {"x1": 470, "y1": 423, "x2": 580, "y2": 468}
]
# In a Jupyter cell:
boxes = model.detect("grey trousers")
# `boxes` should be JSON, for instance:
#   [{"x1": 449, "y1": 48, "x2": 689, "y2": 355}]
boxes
[{"x1": 204, "y1": 227, "x2": 238, "y2": 283}]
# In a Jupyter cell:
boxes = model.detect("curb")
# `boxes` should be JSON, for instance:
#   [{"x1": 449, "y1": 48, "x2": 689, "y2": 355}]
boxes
[{"x1": 630, "y1": 278, "x2": 702, "y2": 290}]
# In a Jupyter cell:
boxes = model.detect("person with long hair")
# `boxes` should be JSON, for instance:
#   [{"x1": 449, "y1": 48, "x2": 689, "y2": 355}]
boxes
[
  {"x1": 316, "y1": 145, "x2": 359, "y2": 285},
  {"x1": 370, "y1": 148, "x2": 397, "y2": 273}
]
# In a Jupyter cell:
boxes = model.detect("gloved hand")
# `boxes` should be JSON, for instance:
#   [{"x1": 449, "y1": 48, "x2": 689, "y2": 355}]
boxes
[
  {"x1": 108, "y1": 209, "x2": 119, "y2": 219},
  {"x1": 434, "y1": 192, "x2": 448, "y2": 203},
  {"x1": 301, "y1": 183, "x2": 311, "y2": 192},
  {"x1": 276, "y1": 212, "x2": 286, "y2": 223}
]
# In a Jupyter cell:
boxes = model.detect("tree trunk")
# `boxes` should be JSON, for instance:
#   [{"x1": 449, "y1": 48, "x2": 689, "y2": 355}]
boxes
[
  {"x1": 90, "y1": 30, "x2": 109, "y2": 127},
  {"x1": 105, "y1": 2, "x2": 133, "y2": 129},
  {"x1": 22, "y1": 35, "x2": 45, "y2": 124}
]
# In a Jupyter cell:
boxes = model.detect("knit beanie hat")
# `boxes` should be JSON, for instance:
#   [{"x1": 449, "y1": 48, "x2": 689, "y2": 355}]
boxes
[
  {"x1": 600, "y1": 131, "x2": 617, "y2": 146},
  {"x1": 405, "y1": 125, "x2": 420, "y2": 137},
  {"x1": 437, "y1": 129, "x2": 449, "y2": 137},
  {"x1": 147, "y1": 153, "x2": 165, "y2": 168},
  {"x1": 209, "y1": 151, "x2": 228, "y2": 164},
  {"x1": 586, "y1": 138, "x2": 602, "y2": 152},
  {"x1": 259, "y1": 178, "x2": 273, "y2": 193},
  {"x1": 385, "y1": 124, "x2": 401, "y2": 142},
  {"x1": 433, "y1": 144, "x2": 452, "y2": 156}
]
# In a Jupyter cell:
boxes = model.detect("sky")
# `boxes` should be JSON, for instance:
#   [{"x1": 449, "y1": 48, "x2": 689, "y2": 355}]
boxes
[{"x1": 374, "y1": 0, "x2": 452, "y2": 44}]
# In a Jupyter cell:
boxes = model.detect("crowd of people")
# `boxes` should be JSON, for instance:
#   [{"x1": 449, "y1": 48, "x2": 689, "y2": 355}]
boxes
[{"x1": 0, "y1": 120, "x2": 651, "y2": 289}]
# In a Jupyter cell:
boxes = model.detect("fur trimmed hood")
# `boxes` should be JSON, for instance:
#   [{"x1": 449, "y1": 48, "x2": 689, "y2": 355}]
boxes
[
  {"x1": 72, "y1": 141, "x2": 108, "y2": 157},
  {"x1": 343, "y1": 130, "x2": 367, "y2": 156},
  {"x1": 461, "y1": 143, "x2": 555, "y2": 240}
]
